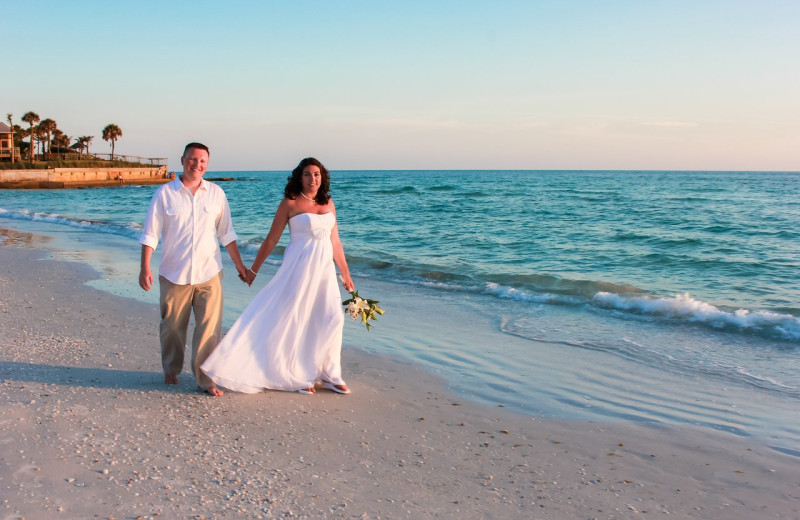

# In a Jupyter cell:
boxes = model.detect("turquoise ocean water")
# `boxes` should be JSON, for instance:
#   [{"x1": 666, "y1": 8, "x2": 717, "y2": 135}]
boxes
[{"x1": 1, "y1": 170, "x2": 798, "y2": 455}]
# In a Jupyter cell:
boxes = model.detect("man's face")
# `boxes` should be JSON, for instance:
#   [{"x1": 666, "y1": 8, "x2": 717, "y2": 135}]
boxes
[{"x1": 181, "y1": 148, "x2": 209, "y2": 177}]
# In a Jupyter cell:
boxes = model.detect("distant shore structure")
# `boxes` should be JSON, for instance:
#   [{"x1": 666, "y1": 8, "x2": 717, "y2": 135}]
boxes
[
  {"x1": 0, "y1": 165, "x2": 170, "y2": 189},
  {"x1": 2, "y1": 111, "x2": 172, "y2": 188},
  {"x1": 0, "y1": 122, "x2": 18, "y2": 161}
]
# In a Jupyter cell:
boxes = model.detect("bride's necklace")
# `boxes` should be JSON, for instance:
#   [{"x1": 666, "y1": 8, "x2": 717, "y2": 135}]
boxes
[{"x1": 300, "y1": 192, "x2": 316, "y2": 203}]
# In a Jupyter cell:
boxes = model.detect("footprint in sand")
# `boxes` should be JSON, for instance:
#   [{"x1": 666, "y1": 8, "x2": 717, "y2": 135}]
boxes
[{"x1": 12, "y1": 463, "x2": 42, "y2": 479}]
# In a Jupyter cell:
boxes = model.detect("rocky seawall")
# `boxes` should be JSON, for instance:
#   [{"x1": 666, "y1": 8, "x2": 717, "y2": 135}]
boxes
[{"x1": 0, "y1": 166, "x2": 170, "y2": 189}]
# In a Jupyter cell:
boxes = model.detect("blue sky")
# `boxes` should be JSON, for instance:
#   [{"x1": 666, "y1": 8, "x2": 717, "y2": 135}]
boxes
[{"x1": 7, "y1": 1, "x2": 799, "y2": 171}]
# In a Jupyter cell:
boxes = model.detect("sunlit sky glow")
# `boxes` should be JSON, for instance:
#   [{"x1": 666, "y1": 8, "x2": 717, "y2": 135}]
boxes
[{"x1": 7, "y1": 0, "x2": 799, "y2": 171}]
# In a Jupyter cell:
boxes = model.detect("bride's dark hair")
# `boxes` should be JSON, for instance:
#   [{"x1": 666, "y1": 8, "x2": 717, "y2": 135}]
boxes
[{"x1": 285, "y1": 157, "x2": 331, "y2": 205}]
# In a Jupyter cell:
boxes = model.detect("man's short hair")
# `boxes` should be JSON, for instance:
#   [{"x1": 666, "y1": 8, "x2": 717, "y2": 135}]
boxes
[{"x1": 183, "y1": 142, "x2": 210, "y2": 157}]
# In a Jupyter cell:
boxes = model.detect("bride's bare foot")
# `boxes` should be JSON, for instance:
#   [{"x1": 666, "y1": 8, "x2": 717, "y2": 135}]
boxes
[
  {"x1": 164, "y1": 374, "x2": 178, "y2": 384},
  {"x1": 205, "y1": 385, "x2": 224, "y2": 397},
  {"x1": 321, "y1": 381, "x2": 351, "y2": 395},
  {"x1": 298, "y1": 387, "x2": 316, "y2": 395}
]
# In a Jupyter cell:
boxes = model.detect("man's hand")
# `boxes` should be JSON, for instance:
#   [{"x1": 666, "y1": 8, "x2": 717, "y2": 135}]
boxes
[
  {"x1": 139, "y1": 268, "x2": 153, "y2": 291},
  {"x1": 235, "y1": 264, "x2": 247, "y2": 281},
  {"x1": 140, "y1": 245, "x2": 155, "y2": 291}
]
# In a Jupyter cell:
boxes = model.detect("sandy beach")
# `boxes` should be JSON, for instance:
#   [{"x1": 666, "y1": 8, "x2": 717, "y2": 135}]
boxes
[{"x1": 1, "y1": 240, "x2": 798, "y2": 520}]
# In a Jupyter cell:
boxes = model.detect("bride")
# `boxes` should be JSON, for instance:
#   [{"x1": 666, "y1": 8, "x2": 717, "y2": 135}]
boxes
[{"x1": 201, "y1": 157, "x2": 354, "y2": 395}]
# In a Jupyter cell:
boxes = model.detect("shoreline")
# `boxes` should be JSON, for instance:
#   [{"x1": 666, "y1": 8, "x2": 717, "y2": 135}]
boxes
[{"x1": 1, "y1": 240, "x2": 798, "y2": 518}]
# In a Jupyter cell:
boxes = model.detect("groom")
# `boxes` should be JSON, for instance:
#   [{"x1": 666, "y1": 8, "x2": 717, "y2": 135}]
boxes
[{"x1": 138, "y1": 142, "x2": 247, "y2": 396}]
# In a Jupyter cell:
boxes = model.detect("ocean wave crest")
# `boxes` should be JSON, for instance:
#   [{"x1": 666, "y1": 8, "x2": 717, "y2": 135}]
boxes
[
  {"x1": 485, "y1": 282, "x2": 584, "y2": 305},
  {"x1": 593, "y1": 292, "x2": 800, "y2": 341},
  {"x1": 373, "y1": 186, "x2": 418, "y2": 195},
  {"x1": 0, "y1": 208, "x2": 141, "y2": 241},
  {"x1": 427, "y1": 185, "x2": 458, "y2": 192},
  {"x1": 483, "y1": 280, "x2": 799, "y2": 342},
  {"x1": 486, "y1": 274, "x2": 645, "y2": 299}
]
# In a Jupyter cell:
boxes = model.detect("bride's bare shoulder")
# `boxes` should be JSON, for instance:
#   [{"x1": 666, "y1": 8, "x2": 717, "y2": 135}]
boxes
[{"x1": 277, "y1": 197, "x2": 296, "y2": 218}]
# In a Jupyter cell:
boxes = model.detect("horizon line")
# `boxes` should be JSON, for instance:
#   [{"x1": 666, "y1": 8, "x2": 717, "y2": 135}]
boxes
[{"x1": 203, "y1": 168, "x2": 800, "y2": 174}]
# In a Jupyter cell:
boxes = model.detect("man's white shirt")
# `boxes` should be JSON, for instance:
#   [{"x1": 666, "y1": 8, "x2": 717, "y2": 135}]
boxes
[{"x1": 140, "y1": 177, "x2": 238, "y2": 285}]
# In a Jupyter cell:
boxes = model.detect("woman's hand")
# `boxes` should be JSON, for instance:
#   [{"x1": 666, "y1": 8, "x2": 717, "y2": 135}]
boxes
[
  {"x1": 245, "y1": 268, "x2": 258, "y2": 286},
  {"x1": 339, "y1": 274, "x2": 354, "y2": 292}
]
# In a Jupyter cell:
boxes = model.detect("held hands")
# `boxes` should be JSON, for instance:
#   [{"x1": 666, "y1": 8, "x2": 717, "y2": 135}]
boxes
[
  {"x1": 235, "y1": 261, "x2": 257, "y2": 287},
  {"x1": 235, "y1": 263, "x2": 250, "y2": 286},
  {"x1": 237, "y1": 264, "x2": 257, "y2": 287}
]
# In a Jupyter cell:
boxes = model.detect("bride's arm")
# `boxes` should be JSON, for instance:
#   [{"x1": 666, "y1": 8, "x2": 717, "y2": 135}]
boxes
[
  {"x1": 330, "y1": 202, "x2": 354, "y2": 292},
  {"x1": 250, "y1": 199, "x2": 291, "y2": 276}
]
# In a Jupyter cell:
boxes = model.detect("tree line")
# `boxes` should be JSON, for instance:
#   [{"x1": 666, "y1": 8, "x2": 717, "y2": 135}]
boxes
[{"x1": 4, "y1": 111, "x2": 123, "y2": 164}]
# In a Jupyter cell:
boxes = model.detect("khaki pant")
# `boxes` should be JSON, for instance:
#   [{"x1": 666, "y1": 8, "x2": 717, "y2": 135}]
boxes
[{"x1": 159, "y1": 273, "x2": 223, "y2": 391}]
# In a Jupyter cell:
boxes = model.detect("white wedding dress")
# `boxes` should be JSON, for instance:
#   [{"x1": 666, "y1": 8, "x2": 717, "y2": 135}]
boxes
[{"x1": 201, "y1": 212, "x2": 346, "y2": 393}]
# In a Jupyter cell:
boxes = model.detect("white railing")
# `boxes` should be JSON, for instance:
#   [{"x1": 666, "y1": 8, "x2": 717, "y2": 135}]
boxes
[
  {"x1": 2, "y1": 152, "x2": 167, "y2": 166},
  {"x1": 91, "y1": 153, "x2": 168, "y2": 166}
]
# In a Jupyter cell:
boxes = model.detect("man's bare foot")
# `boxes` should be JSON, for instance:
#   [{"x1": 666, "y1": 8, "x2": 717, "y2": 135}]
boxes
[
  {"x1": 164, "y1": 374, "x2": 179, "y2": 384},
  {"x1": 204, "y1": 385, "x2": 224, "y2": 397}
]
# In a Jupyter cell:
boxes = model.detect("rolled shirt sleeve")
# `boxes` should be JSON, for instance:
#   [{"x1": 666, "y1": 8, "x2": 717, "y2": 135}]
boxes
[
  {"x1": 139, "y1": 189, "x2": 164, "y2": 250},
  {"x1": 138, "y1": 178, "x2": 238, "y2": 285},
  {"x1": 216, "y1": 192, "x2": 238, "y2": 247}
]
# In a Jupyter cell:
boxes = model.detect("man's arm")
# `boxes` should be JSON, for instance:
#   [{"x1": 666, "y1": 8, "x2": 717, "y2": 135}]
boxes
[
  {"x1": 138, "y1": 188, "x2": 163, "y2": 292},
  {"x1": 139, "y1": 245, "x2": 155, "y2": 291},
  {"x1": 214, "y1": 190, "x2": 247, "y2": 282},
  {"x1": 224, "y1": 241, "x2": 247, "y2": 282}
]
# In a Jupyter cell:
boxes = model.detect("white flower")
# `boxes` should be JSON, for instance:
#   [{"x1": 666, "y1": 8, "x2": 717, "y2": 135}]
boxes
[{"x1": 342, "y1": 288, "x2": 385, "y2": 331}]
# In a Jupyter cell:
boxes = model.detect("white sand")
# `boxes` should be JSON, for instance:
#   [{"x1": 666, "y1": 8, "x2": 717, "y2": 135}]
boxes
[{"x1": 1, "y1": 240, "x2": 798, "y2": 519}]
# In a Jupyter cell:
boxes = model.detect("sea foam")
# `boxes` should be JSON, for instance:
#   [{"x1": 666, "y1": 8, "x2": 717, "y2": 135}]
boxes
[
  {"x1": 0, "y1": 207, "x2": 141, "y2": 241},
  {"x1": 593, "y1": 292, "x2": 800, "y2": 341}
]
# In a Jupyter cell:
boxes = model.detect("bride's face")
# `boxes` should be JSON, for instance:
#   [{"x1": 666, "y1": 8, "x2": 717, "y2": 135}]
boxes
[{"x1": 302, "y1": 165, "x2": 321, "y2": 194}]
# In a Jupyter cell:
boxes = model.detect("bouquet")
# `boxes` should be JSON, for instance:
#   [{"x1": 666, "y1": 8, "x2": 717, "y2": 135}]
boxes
[{"x1": 342, "y1": 289, "x2": 384, "y2": 331}]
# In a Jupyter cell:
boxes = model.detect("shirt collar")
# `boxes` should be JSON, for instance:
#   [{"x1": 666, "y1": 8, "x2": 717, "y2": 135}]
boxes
[{"x1": 172, "y1": 176, "x2": 209, "y2": 193}]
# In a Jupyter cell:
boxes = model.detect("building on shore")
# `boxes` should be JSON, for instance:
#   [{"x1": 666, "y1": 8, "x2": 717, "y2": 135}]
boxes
[{"x1": 0, "y1": 122, "x2": 16, "y2": 161}]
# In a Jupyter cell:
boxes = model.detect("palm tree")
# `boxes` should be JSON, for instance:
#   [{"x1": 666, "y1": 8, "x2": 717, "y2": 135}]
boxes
[
  {"x1": 71, "y1": 137, "x2": 84, "y2": 157},
  {"x1": 52, "y1": 129, "x2": 70, "y2": 155},
  {"x1": 75, "y1": 135, "x2": 94, "y2": 157},
  {"x1": 74, "y1": 136, "x2": 90, "y2": 157},
  {"x1": 21, "y1": 111, "x2": 39, "y2": 163},
  {"x1": 39, "y1": 118, "x2": 57, "y2": 157},
  {"x1": 102, "y1": 124, "x2": 123, "y2": 160},
  {"x1": 16, "y1": 126, "x2": 29, "y2": 159},
  {"x1": 35, "y1": 125, "x2": 46, "y2": 156},
  {"x1": 6, "y1": 113, "x2": 15, "y2": 163}
]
